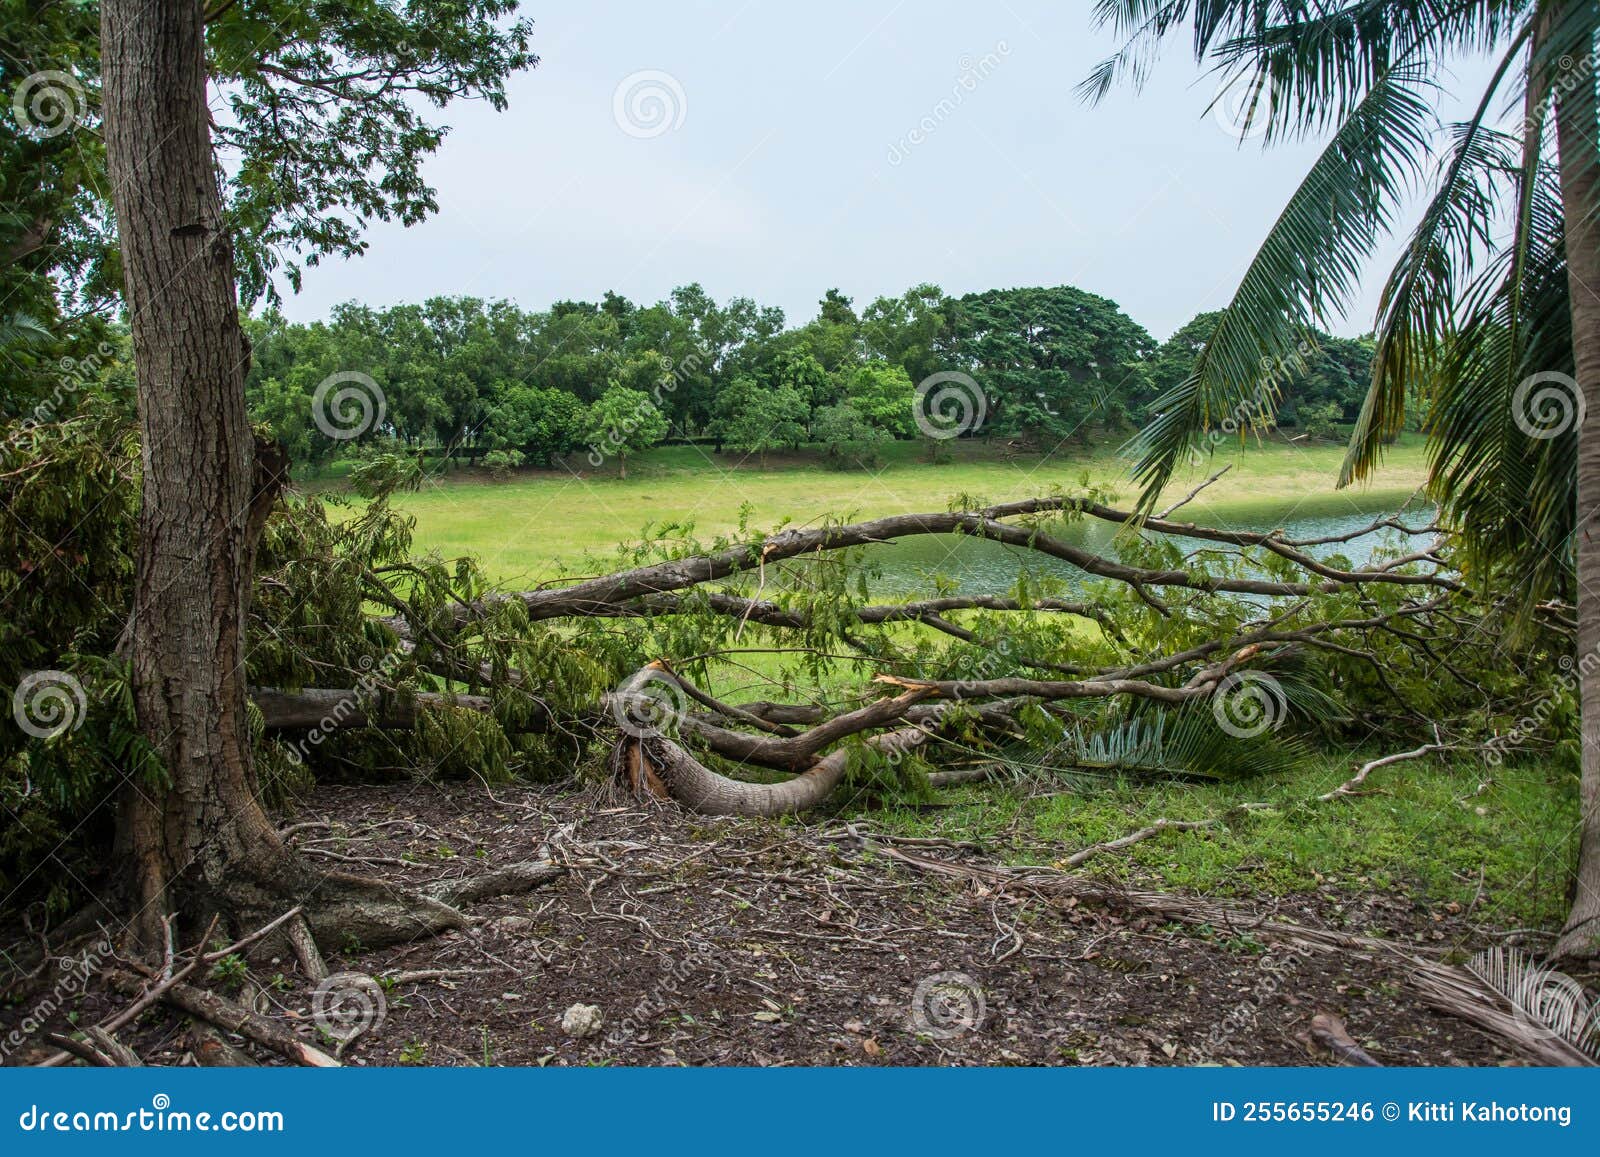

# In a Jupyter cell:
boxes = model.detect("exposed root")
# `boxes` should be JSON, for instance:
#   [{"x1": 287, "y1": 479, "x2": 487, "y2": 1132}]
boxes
[
  {"x1": 107, "y1": 970, "x2": 338, "y2": 1067},
  {"x1": 299, "y1": 871, "x2": 467, "y2": 949},
  {"x1": 188, "y1": 1023, "x2": 257, "y2": 1067},
  {"x1": 428, "y1": 860, "x2": 566, "y2": 906}
]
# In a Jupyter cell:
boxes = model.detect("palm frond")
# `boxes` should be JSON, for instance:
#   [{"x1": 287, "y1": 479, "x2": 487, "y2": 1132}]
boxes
[
  {"x1": 1426, "y1": 170, "x2": 1574, "y2": 604},
  {"x1": 1052, "y1": 706, "x2": 1309, "y2": 781},
  {"x1": 1128, "y1": 61, "x2": 1436, "y2": 510},
  {"x1": 1211, "y1": 0, "x2": 1530, "y2": 140},
  {"x1": 0, "y1": 313, "x2": 51, "y2": 348},
  {"x1": 1466, "y1": 946, "x2": 1600, "y2": 1059},
  {"x1": 1341, "y1": 22, "x2": 1531, "y2": 485}
]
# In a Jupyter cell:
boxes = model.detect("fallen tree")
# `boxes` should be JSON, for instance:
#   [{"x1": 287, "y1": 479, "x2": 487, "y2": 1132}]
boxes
[
  {"x1": 2, "y1": 401, "x2": 1577, "y2": 950},
  {"x1": 238, "y1": 486, "x2": 1554, "y2": 820}
]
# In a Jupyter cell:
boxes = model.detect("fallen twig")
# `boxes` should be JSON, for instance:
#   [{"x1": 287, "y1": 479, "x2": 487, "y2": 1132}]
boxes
[{"x1": 1060, "y1": 818, "x2": 1218, "y2": 868}]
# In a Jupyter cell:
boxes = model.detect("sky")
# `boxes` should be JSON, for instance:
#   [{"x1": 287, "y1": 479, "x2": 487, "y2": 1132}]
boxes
[{"x1": 276, "y1": 0, "x2": 1500, "y2": 341}]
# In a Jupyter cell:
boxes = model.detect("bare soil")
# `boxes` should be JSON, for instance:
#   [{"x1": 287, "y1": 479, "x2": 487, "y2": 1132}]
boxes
[{"x1": 0, "y1": 783, "x2": 1558, "y2": 1067}]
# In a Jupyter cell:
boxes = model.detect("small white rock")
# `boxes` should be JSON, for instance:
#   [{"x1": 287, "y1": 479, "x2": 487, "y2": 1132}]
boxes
[{"x1": 561, "y1": 1003, "x2": 604, "y2": 1038}]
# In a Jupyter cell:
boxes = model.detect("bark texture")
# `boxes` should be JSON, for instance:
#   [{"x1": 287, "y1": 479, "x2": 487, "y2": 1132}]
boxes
[
  {"x1": 100, "y1": 0, "x2": 458, "y2": 950},
  {"x1": 103, "y1": 0, "x2": 274, "y2": 947},
  {"x1": 1556, "y1": 10, "x2": 1600, "y2": 962},
  {"x1": 617, "y1": 722, "x2": 935, "y2": 817}
]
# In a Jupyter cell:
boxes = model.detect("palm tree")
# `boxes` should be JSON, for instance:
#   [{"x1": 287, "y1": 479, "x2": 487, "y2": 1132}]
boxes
[{"x1": 1082, "y1": 0, "x2": 1599, "y2": 959}]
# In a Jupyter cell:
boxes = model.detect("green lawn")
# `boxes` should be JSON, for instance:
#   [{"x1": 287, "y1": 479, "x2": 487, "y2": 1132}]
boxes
[
  {"x1": 372, "y1": 434, "x2": 1432, "y2": 587},
  {"x1": 864, "y1": 752, "x2": 1577, "y2": 931}
]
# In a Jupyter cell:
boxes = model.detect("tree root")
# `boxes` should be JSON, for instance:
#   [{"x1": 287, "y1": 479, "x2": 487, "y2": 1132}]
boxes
[
  {"x1": 427, "y1": 860, "x2": 565, "y2": 906},
  {"x1": 188, "y1": 1024, "x2": 257, "y2": 1067},
  {"x1": 47, "y1": 1031, "x2": 141, "y2": 1067},
  {"x1": 297, "y1": 870, "x2": 467, "y2": 950}
]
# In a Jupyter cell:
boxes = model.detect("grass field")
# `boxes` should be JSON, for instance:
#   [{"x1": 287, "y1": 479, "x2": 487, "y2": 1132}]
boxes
[
  {"x1": 868, "y1": 753, "x2": 1576, "y2": 930},
  {"x1": 374, "y1": 434, "x2": 1433, "y2": 586}
]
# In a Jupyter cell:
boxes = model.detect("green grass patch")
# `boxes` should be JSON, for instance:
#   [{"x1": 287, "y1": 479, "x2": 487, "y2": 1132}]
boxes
[
  {"x1": 360, "y1": 434, "x2": 1431, "y2": 587},
  {"x1": 865, "y1": 753, "x2": 1577, "y2": 930}
]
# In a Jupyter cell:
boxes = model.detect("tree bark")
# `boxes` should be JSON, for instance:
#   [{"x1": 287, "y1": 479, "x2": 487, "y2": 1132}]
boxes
[
  {"x1": 1556, "y1": 7, "x2": 1600, "y2": 962},
  {"x1": 101, "y1": 0, "x2": 459, "y2": 952},
  {"x1": 103, "y1": 0, "x2": 273, "y2": 947}
]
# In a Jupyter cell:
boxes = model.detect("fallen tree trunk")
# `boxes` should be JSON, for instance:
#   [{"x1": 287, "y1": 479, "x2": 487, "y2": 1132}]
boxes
[
  {"x1": 617, "y1": 718, "x2": 938, "y2": 817},
  {"x1": 400, "y1": 497, "x2": 1457, "y2": 637},
  {"x1": 253, "y1": 687, "x2": 493, "y2": 730}
]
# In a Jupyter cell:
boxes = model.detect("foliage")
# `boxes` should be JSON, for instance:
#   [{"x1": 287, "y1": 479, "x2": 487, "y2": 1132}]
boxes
[
  {"x1": 1083, "y1": 0, "x2": 1589, "y2": 612},
  {"x1": 1057, "y1": 709, "x2": 1307, "y2": 781},
  {"x1": 838, "y1": 361, "x2": 915, "y2": 436},
  {"x1": 715, "y1": 379, "x2": 808, "y2": 462},
  {"x1": 237, "y1": 280, "x2": 1181, "y2": 475},
  {"x1": 7, "y1": 0, "x2": 537, "y2": 309},
  {"x1": 481, "y1": 448, "x2": 525, "y2": 478},
  {"x1": 813, "y1": 403, "x2": 892, "y2": 468},
  {"x1": 583, "y1": 384, "x2": 669, "y2": 472},
  {"x1": 946, "y1": 285, "x2": 1157, "y2": 443},
  {"x1": 483, "y1": 385, "x2": 582, "y2": 466}
]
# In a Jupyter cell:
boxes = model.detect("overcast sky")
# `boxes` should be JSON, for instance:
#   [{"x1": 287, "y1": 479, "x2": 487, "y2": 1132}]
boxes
[{"x1": 276, "y1": 1, "x2": 1498, "y2": 341}]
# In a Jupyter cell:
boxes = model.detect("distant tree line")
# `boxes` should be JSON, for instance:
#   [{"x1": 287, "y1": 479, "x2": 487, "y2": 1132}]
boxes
[{"x1": 241, "y1": 282, "x2": 1382, "y2": 475}]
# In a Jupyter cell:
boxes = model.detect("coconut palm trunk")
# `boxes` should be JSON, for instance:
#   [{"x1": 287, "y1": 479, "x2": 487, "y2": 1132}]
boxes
[{"x1": 1555, "y1": 22, "x2": 1600, "y2": 962}]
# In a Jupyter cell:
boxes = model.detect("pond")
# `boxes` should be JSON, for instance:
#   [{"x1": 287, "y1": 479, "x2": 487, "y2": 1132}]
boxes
[{"x1": 858, "y1": 504, "x2": 1436, "y2": 598}]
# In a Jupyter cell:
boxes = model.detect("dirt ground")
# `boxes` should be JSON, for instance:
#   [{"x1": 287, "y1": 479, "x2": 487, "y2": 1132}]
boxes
[{"x1": 0, "y1": 782, "x2": 1565, "y2": 1067}]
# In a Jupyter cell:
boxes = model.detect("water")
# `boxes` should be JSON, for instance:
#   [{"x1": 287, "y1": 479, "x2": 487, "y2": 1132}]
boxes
[{"x1": 856, "y1": 505, "x2": 1435, "y2": 597}]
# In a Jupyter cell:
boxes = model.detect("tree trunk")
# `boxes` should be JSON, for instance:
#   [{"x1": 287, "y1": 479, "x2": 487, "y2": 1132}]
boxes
[
  {"x1": 1555, "y1": 11, "x2": 1600, "y2": 963},
  {"x1": 101, "y1": 0, "x2": 459, "y2": 952},
  {"x1": 103, "y1": 0, "x2": 267, "y2": 947}
]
